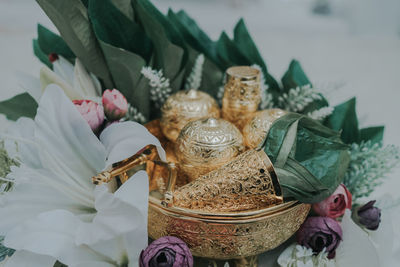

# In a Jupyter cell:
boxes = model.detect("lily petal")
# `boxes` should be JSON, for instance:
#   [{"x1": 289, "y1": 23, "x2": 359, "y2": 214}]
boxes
[
  {"x1": 15, "y1": 71, "x2": 42, "y2": 103},
  {"x1": 73, "y1": 59, "x2": 100, "y2": 99},
  {"x1": 100, "y1": 122, "x2": 166, "y2": 168},
  {"x1": 4, "y1": 250, "x2": 56, "y2": 267},
  {"x1": 40, "y1": 67, "x2": 82, "y2": 100},
  {"x1": 53, "y1": 56, "x2": 74, "y2": 85}
]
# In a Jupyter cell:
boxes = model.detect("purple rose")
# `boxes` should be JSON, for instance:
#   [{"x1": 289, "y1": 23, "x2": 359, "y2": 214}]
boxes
[
  {"x1": 353, "y1": 200, "x2": 381, "y2": 231},
  {"x1": 139, "y1": 236, "x2": 193, "y2": 267},
  {"x1": 296, "y1": 216, "x2": 342, "y2": 259}
]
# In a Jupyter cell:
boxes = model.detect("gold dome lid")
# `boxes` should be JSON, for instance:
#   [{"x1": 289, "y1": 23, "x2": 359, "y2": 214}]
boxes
[
  {"x1": 243, "y1": 109, "x2": 287, "y2": 149},
  {"x1": 176, "y1": 117, "x2": 243, "y2": 181},
  {"x1": 160, "y1": 89, "x2": 220, "y2": 142}
]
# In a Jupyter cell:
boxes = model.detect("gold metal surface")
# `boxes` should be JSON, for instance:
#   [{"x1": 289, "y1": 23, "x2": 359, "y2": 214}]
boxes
[
  {"x1": 173, "y1": 149, "x2": 283, "y2": 212},
  {"x1": 175, "y1": 117, "x2": 244, "y2": 181},
  {"x1": 160, "y1": 89, "x2": 220, "y2": 142},
  {"x1": 243, "y1": 109, "x2": 288, "y2": 149},
  {"x1": 222, "y1": 66, "x2": 261, "y2": 130},
  {"x1": 148, "y1": 199, "x2": 311, "y2": 260}
]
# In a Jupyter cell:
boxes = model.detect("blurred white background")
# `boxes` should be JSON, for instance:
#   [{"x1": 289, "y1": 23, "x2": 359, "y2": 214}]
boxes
[{"x1": 0, "y1": 0, "x2": 399, "y2": 264}]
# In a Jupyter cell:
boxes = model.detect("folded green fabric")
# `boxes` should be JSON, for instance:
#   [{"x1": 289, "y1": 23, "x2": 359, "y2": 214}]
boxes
[{"x1": 263, "y1": 113, "x2": 350, "y2": 203}]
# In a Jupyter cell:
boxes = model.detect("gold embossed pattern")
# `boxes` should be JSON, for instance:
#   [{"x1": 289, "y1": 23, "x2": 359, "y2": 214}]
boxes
[
  {"x1": 174, "y1": 150, "x2": 283, "y2": 212},
  {"x1": 222, "y1": 66, "x2": 261, "y2": 130},
  {"x1": 160, "y1": 89, "x2": 220, "y2": 141},
  {"x1": 148, "y1": 202, "x2": 311, "y2": 259},
  {"x1": 176, "y1": 118, "x2": 244, "y2": 181},
  {"x1": 243, "y1": 109, "x2": 287, "y2": 149}
]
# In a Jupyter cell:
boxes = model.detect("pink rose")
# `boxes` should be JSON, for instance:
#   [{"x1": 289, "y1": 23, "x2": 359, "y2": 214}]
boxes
[
  {"x1": 73, "y1": 100, "x2": 104, "y2": 133},
  {"x1": 102, "y1": 89, "x2": 128, "y2": 121},
  {"x1": 312, "y1": 184, "x2": 352, "y2": 218}
]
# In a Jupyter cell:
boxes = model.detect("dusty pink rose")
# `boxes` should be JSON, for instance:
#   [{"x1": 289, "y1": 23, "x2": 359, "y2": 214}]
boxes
[
  {"x1": 73, "y1": 99, "x2": 104, "y2": 133},
  {"x1": 102, "y1": 89, "x2": 128, "y2": 121},
  {"x1": 312, "y1": 184, "x2": 352, "y2": 218}
]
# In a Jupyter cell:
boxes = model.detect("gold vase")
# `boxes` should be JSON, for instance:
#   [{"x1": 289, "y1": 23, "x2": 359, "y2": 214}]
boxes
[
  {"x1": 160, "y1": 89, "x2": 220, "y2": 142},
  {"x1": 243, "y1": 109, "x2": 287, "y2": 149},
  {"x1": 222, "y1": 66, "x2": 261, "y2": 131},
  {"x1": 175, "y1": 117, "x2": 244, "y2": 182}
]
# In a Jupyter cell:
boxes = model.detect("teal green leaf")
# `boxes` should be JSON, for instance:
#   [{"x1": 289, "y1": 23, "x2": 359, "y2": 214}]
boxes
[
  {"x1": 99, "y1": 41, "x2": 150, "y2": 119},
  {"x1": 325, "y1": 97, "x2": 360, "y2": 144},
  {"x1": 133, "y1": 0, "x2": 186, "y2": 88},
  {"x1": 233, "y1": 19, "x2": 280, "y2": 91},
  {"x1": 88, "y1": 0, "x2": 152, "y2": 62},
  {"x1": 0, "y1": 93, "x2": 38, "y2": 121},
  {"x1": 281, "y1": 59, "x2": 311, "y2": 91},
  {"x1": 0, "y1": 237, "x2": 14, "y2": 262},
  {"x1": 360, "y1": 126, "x2": 384, "y2": 144},
  {"x1": 216, "y1": 32, "x2": 251, "y2": 70},
  {"x1": 33, "y1": 39, "x2": 52, "y2": 68},
  {"x1": 110, "y1": 0, "x2": 134, "y2": 20},
  {"x1": 264, "y1": 113, "x2": 350, "y2": 203},
  {"x1": 36, "y1": 0, "x2": 114, "y2": 88},
  {"x1": 37, "y1": 24, "x2": 75, "y2": 59},
  {"x1": 168, "y1": 10, "x2": 218, "y2": 64}
]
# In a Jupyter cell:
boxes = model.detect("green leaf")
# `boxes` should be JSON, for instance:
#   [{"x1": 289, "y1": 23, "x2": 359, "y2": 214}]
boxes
[
  {"x1": 281, "y1": 59, "x2": 311, "y2": 91},
  {"x1": 168, "y1": 10, "x2": 218, "y2": 65},
  {"x1": 88, "y1": 0, "x2": 152, "y2": 62},
  {"x1": 325, "y1": 97, "x2": 360, "y2": 144},
  {"x1": 36, "y1": 0, "x2": 114, "y2": 88},
  {"x1": 233, "y1": 19, "x2": 280, "y2": 91},
  {"x1": 360, "y1": 126, "x2": 385, "y2": 144},
  {"x1": 99, "y1": 41, "x2": 150, "y2": 119},
  {"x1": 0, "y1": 93, "x2": 38, "y2": 121},
  {"x1": 37, "y1": 24, "x2": 75, "y2": 59},
  {"x1": 264, "y1": 113, "x2": 350, "y2": 203},
  {"x1": 33, "y1": 39, "x2": 52, "y2": 68},
  {"x1": 216, "y1": 32, "x2": 251, "y2": 70},
  {"x1": 133, "y1": 0, "x2": 186, "y2": 87},
  {"x1": 110, "y1": 0, "x2": 134, "y2": 21}
]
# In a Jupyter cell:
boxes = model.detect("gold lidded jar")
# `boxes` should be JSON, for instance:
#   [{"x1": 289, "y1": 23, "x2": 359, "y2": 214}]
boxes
[
  {"x1": 222, "y1": 66, "x2": 261, "y2": 130},
  {"x1": 175, "y1": 117, "x2": 244, "y2": 181},
  {"x1": 243, "y1": 109, "x2": 288, "y2": 149},
  {"x1": 160, "y1": 89, "x2": 220, "y2": 142}
]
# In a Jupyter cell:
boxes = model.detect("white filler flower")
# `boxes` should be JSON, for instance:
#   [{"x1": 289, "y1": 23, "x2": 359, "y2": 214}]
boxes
[{"x1": 0, "y1": 86, "x2": 165, "y2": 267}]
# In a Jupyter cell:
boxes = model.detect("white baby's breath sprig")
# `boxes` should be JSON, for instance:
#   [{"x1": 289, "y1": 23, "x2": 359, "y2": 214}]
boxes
[
  {"x1": 307, "y1": 106, "x2": 334, "y2": 121},
  {"x1": 252, "y1": 64, "x2": 274, "y2": 109},
  {"x1": 185, "y1": 54, "x2": 205, "y2": 90},
  {"x1": 141, "y1": 66, "x2": 172, "y2": 108},
  {"x1": 278, "y1": 84, "x2": 322, "y2": 113},
  {"x1": 344, "y1": 141, "x2": 400, "y2": 201},
  {"x1": 121, "y1": 104, "x2": 147, "y2": 124},
  {"x1": 277, "y1": 244, "x2": 335, "y2": 267}
]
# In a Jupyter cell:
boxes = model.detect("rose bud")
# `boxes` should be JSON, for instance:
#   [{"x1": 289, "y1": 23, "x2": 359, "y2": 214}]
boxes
[
  {"x1": 352, "y1": 200, "x2": 381, "y2": 231},
  {"x1": 296, "y1": 216, "x2": 342, "y2": 259},
  {"x1": 102, "y1": 89, "x2": 128, "y2": 121},
  {"x1": 139, "y1": 236, "x2": 193, "y2": 267},
  {"x1": 312, "y1": 184, "x2": 352, "y2": 219},
  {"x1": 73, "y1": 100, "x2": 104, "y2": 133}
]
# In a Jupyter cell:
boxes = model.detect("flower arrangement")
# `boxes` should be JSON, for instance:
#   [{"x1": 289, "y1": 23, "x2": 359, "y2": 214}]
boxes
[{"x1": 0, "y1": 0, "x2": 398, "y2": 266}]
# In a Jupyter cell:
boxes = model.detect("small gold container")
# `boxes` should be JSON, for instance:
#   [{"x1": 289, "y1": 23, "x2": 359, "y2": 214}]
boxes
[
  {"x1": 175, "y1": 117, "x2": 244, "y2": 181},
  {"x1": 222, "y1": 66, "x2": 261, "y2": 130},
  {"x1": 160, "y1": 89, "x2": 220, "y2": 142},
  {"x1": 243, "y1": 109, "x2": 288, "y2": 149}
]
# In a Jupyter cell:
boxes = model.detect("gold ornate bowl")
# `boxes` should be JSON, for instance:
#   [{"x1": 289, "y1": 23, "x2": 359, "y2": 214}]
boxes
[{"x1": 148, "y1": 197, "x2": 310, "y2": 260}]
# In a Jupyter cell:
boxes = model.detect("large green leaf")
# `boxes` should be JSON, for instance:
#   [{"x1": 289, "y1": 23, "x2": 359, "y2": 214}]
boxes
[
  {"x1": 360, "y1": 126, "x2": 384, "y2": 144},
  {"x1": 281, "y1": 59, "x2": 311, "y2": 91},
  {"x1": 325, "y1": 97, "x2": 360, "y2": 144},
  {"x1": 133, "y1": 0, "x2": 186, "y2": 88},
  {"x1": 99, "y1": 41, "x2": 150, "y2": 119},
  {"x1": 233, "y1": 19, "x2": 280, "y2": 91},
  {"x1": 264, "y1": 113, "x2": 350, "y2": 203},
  {"x1": 0, "y1": 93, "x2": 38, "y2": 121},
  {"x1": 216, "y1": 32, "x2": 251, "y2": 70},
  {"x1": 36, "y1": 0, "x2": 113, "y2": 88},
  {"x1": 110, "y1": 0, "x2": 134, "y2": 20},
  {"x1": 37, "y1": 24, "x2": 75, "y2": 59},
  {"x1": 33, "y1": 39, "x2": 52, "y2": 68},
  {"x1": 88, "y1": 0, "x2": 152, "y2": 62}
]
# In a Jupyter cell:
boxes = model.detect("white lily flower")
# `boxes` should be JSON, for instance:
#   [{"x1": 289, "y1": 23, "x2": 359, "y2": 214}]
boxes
[
  {"x1": 18, "y1": 55, "x2": 102, "y2": 103},
  {"x1": 0, "y1": 86, "x2": 165, "y2": 267}
]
